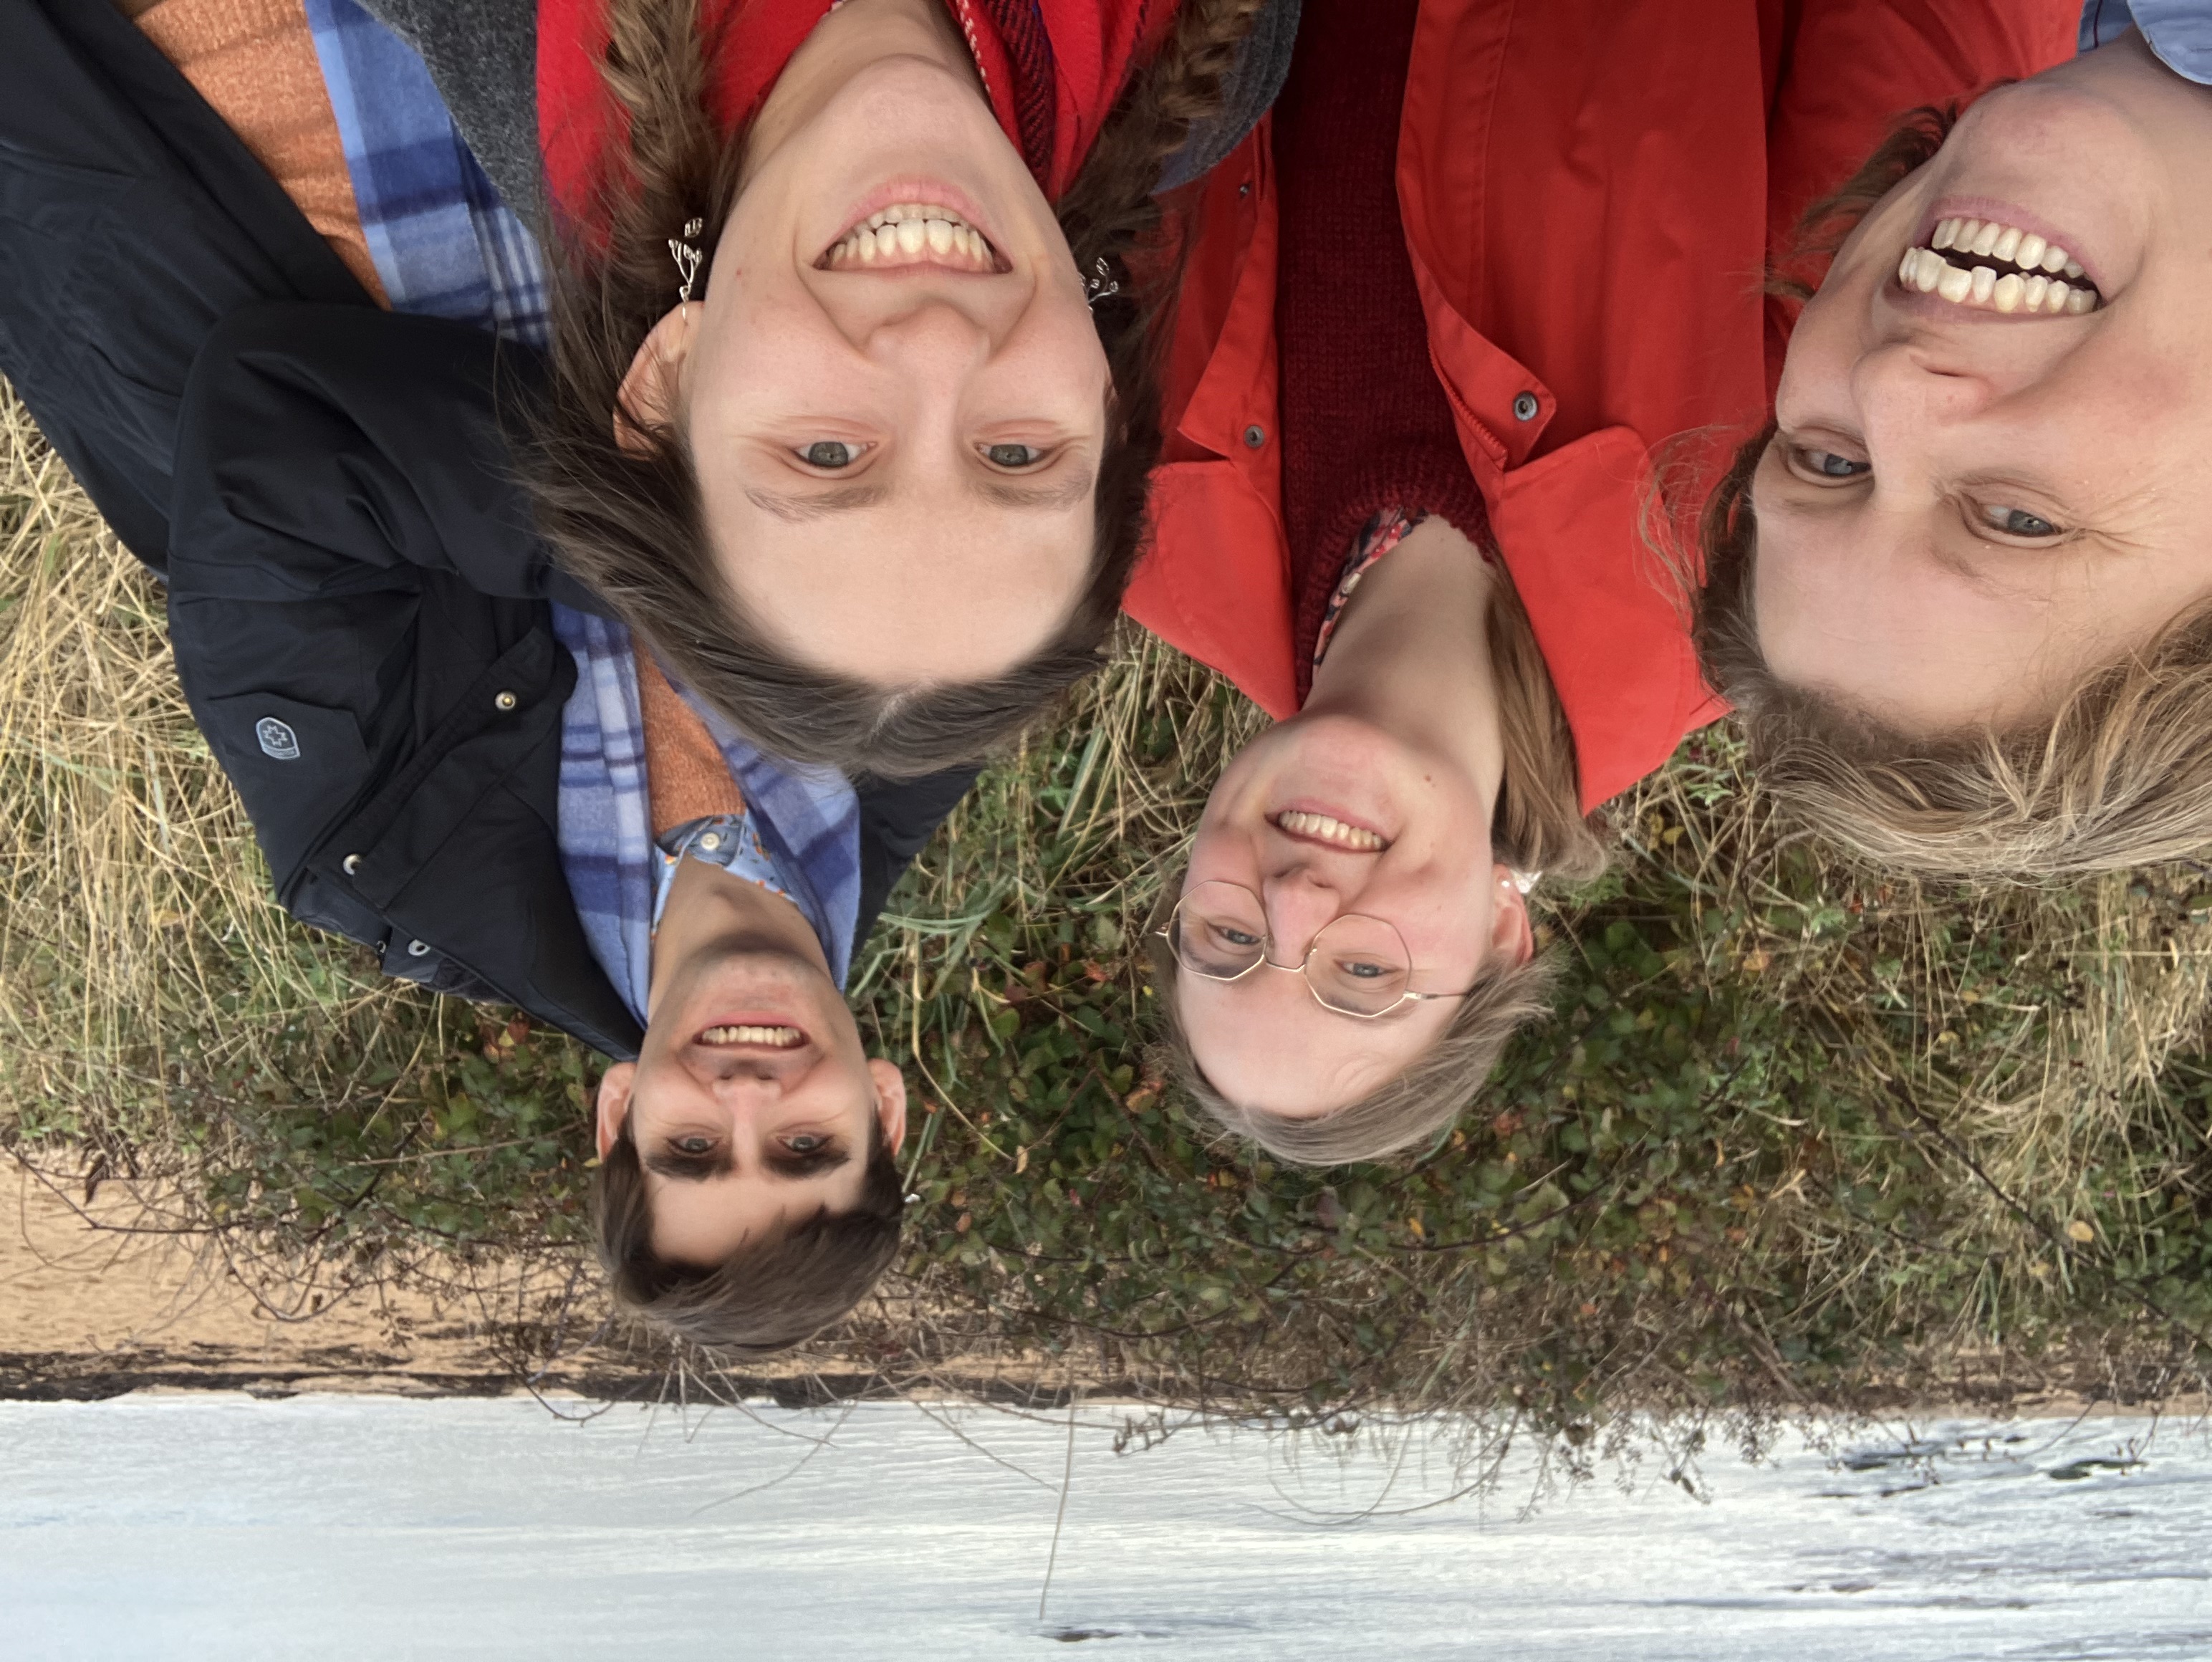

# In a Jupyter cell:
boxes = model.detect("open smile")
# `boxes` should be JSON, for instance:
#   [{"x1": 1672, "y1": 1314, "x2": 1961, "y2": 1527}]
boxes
[
  {"x1": 819, "y1": 202, "x2": 1004, "y2": 274},
  {"x1": 1269, "y1": 809, "x2": 1390, "y2": 852},
  {"x1": 696, "y1": 1022, "x2": 808, "y2": 1048},
  {"x1": 1896, "y1": 214, "x2": 2101, "y2": 315}
]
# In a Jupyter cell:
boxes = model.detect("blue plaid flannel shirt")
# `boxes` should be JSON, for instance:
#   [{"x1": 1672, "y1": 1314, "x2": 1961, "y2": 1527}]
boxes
[
  {"x1": 304, "y1": 0, "x2": 548, "y2": 340},
  {"x1": 309, "y1": 0, "x2": 862, "y2": 1024}
]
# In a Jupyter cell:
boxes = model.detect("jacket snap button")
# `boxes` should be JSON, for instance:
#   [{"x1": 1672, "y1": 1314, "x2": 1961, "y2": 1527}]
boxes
[
  {"x1": 1243, "y1": 423, "x2": 1266, "y2": 449},
  {"x1": 1511, "y1": 391, "x2": 1541, "y2": 423},
  {"x1": 1238, "y1": 181, "x2": 1251, "y2": 199},
  {"x1": 406, "y1": 939, "x2": 431, "y2": 957},
  {"x1": 494, "y1": 690, "x2": 518, "y2": 711},
  {"x1": 342, "y1": 853, "x2": 363, "y2": 875}
]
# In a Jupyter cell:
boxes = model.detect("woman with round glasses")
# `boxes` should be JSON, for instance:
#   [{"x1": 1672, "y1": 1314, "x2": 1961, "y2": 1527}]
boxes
[{"x1": 1135, "y1": 0, "x2": 2075, "y2": 1164}]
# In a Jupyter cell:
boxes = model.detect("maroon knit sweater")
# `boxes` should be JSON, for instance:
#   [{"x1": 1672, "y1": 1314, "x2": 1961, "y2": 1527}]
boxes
[{"x1": 1271, "y1": 0, "x2": 1490, "y2": 706}]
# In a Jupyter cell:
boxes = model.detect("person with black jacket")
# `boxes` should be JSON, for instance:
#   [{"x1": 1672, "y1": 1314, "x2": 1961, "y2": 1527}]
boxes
[{"x1": 0, "y1": 0, "x2": 974, "y2": 1354}]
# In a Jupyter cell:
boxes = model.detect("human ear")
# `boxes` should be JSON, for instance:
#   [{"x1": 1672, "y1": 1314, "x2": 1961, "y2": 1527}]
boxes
[
  {"x1": 1489, "y1": 865, "x2": 1536, "y2": 968},
  {"x1": 594, "y1": 1062, "x2": 638, "y2": 1158},
  {"x1": 867, "y1": 1058, "x2": 910, "y2": 1153},
  {"x1": 614, "y1": 307, "x2": 694, "y2": 454}
]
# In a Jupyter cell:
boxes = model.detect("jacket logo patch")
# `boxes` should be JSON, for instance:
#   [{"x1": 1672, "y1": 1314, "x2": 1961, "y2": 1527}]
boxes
[{"x1": 255, "y1": 716, "x2": 302, "y2": 761}]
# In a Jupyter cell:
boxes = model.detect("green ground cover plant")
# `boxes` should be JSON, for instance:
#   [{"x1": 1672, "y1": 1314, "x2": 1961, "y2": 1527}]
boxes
[{"x1": 4, "y1": 389, "x2": 2208, "y2": 1421}]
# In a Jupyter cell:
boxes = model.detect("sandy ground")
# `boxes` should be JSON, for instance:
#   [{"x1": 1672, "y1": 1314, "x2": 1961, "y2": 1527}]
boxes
[
  {"x1": 7, "y1": 1156, "x2": 2202, "y2": 1416},
  {"x1": 0, "y1": 1159, "x2": 1072, "y2": 1405},
  {"x1": 0, "y1": 1158, "x2": 640, "y2": 1398}
]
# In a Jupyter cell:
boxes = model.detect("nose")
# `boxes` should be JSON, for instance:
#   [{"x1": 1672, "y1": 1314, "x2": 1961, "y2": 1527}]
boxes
[
  {"x1": 701, "y1": 1053, "x2": 791, "y2": 1095},
  {"x1": 1850, "y1": 335, "x2": 1991, "y2": 503},
  {"x1": 1260, "y1": 868, "x2": 1344, "y2": 961},
  {"x1": 860, "y1": 291, "x2": 994, "y2": 372}
]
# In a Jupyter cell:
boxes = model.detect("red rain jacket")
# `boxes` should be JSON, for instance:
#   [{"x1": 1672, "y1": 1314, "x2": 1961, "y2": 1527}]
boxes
[{"x1": 1126, "y1": 0, "x2": 2078, "y2": 810}]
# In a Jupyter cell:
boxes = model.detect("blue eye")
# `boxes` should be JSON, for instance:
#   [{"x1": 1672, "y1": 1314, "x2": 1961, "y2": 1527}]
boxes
[
  {"x1": 983, "y1": 443, "x2": 1047, "y2": 469},
  {"x1": 799, "y1": 441, "x2": 864, "y2": 469},
  {"x1": 1804, "y1": 448, "x2": 1870, "y2": 479},
  {"x1": 1981, "y1": 503, "x2": 2061, "y2": 538}
]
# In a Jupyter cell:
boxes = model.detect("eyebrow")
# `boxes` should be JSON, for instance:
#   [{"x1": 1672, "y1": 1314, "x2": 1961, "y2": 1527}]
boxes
[
  {"x1": 645, "y1": 1145, "x2": 736, "y2": 1181},
  {"x1": 744, "y1": 467, "x2": 1095, "y2": 522},
  {"x1": 645, "y1": 1142, "x2": 852, "y2": 1183},
  {"x1": 744, "y1": 481, "x2": 895, "y2": 522},
  {"x1": 764, "y1": 1144, "x2": 852, "y2": 1181},
  {"x1": 967, "y1": 468, "x2": 1095, "y2": 511}
]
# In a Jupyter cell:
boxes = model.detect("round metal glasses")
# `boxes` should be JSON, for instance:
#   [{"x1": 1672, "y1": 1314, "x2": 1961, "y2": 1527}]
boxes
[{"x1": 1158, "y1": 881, "x2": 1479, "y2": 1019}]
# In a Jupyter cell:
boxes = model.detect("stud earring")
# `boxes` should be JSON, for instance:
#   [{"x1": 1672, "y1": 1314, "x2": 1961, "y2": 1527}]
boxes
[{"x1": 668, "y1": 217, "x2": 705, "y2": 312}]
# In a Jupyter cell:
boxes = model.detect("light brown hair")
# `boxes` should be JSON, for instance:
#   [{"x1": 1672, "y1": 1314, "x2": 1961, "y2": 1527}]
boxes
[
  {"x1": 1691, "y1": 102, "x2": 2212, "y2": 878},
  {"x1": 1150, "y1": 562, "x2": 1609, "y2": 1167},
  {"x1": 593, "y1": 1112, "x2": 905, "y2": 1355},
  {"x1": 522, "y1": 0, "x2": 1269, "y2": 778}
]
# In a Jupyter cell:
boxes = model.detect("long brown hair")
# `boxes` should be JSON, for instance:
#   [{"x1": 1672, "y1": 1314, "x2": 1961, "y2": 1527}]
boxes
[
  {"x1": 524, "y1": 0, "x2": 1269, "y2": 777},
  {"x1": 1694, "y1": 100, "x2": 2212, "y2": 878}
]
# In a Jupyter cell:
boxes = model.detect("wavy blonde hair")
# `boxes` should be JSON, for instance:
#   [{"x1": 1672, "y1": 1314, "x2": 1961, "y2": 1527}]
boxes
[{"x1": 1694, "y1": 102, "x2": 2212, "y2": 878}]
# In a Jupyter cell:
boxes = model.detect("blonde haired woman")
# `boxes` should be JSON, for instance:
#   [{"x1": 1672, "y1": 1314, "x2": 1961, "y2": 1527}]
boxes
[{"x1": 1696, "y1": 6, "x2": 2212, "y2": 878}]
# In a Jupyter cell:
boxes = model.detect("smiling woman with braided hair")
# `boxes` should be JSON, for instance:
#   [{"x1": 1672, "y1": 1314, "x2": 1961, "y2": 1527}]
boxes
[{"x1": 358, "y1": 0, "x2": 1289, "y2": 774}]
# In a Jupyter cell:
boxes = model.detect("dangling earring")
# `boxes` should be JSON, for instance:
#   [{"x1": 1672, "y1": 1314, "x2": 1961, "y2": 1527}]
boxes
[
  {"x1": 668, "y1": 217, "x2": 705, "y2": 316},
  {"x1": 1085, "y1": 256, "x2": 1120, "y2": 309}
]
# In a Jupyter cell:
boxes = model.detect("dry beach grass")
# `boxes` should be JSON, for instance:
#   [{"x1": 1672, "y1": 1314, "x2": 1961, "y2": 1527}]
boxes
[{"x1": 2, "y1": 383, "x2": 2209, "y2": 1429}]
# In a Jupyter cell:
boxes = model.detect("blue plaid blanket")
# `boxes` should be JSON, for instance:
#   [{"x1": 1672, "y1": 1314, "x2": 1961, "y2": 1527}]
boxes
[
  {"x1": 304, "y1": 0, "x2": 548, "y2": 341},
  {"x1": 310, "y1": 1, "x2": 862, "y2": 1024}
]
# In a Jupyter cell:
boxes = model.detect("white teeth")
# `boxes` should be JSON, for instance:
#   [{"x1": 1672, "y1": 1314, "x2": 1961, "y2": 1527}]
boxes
[
  {"x1": 1275, "y1": 810, "x2": 1386, "y2": 851},
  {"x1": 1904, "y1": 218, "x2": 2100, "y2": 314},
  {"x1": 828, "y1": 205, "x2": 996, "y2": 270},
  {"x1": 698, "y1": 1024, "x2": 804, "y2": 1047}
]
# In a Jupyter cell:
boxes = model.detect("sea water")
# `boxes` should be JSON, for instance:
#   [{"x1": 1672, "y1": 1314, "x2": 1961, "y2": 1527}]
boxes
[{"x1": 1, "y1": 1395, "x2": 2206, "y2": 1659}]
